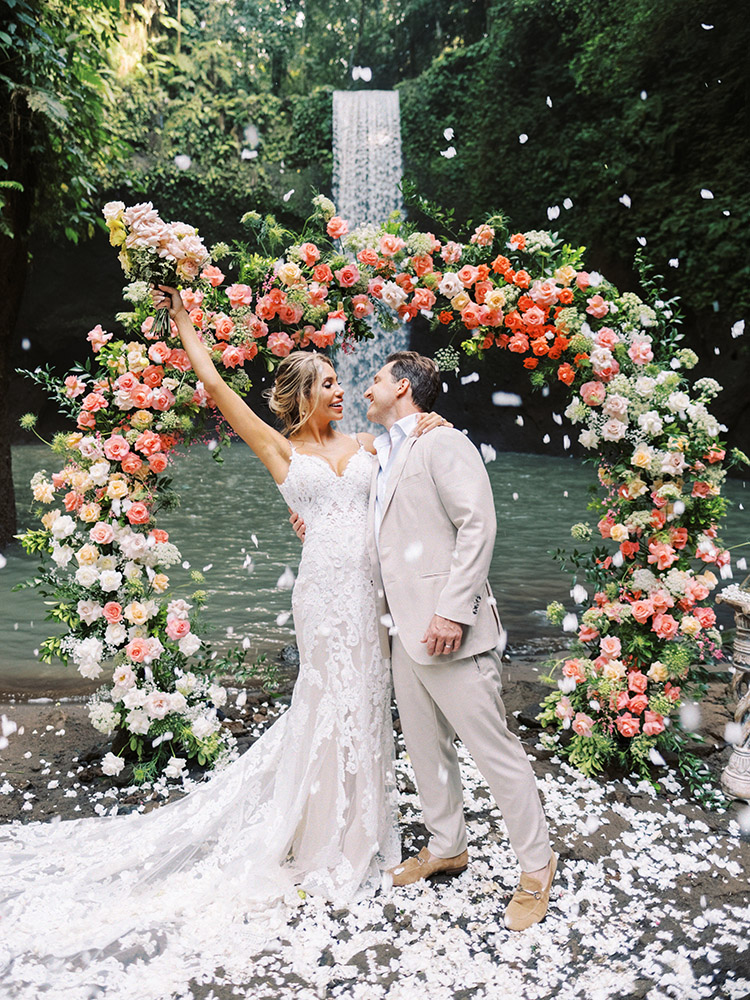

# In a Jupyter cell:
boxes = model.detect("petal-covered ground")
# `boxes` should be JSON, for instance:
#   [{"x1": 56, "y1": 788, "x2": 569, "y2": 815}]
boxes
[{"x1": 1, "y1": 657, "x2": 748, "y2": 1000}]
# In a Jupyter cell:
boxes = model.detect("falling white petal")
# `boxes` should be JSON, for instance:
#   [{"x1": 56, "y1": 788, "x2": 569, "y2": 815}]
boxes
[
  {"x1": 547, "y1": 205, "x2": 560, "y2": 220},
  {"x1": 480, "y1": 443, "x2": 496, "y2": 464},
  {"x1": 619, "y1": 194, "x2": 632, "y2": 208},
  {"x1": 276, "y1": 566, "x2": 296, "y2": 590},
  {"x1": 460, "y1": 372, "x2": 479, "y2": 385},
  {"x1": 700, "y1": 188, "x2": 714, "y2": 199},
  {"x1": 492, "y1": 391, "x2": 522, "y2": 407},
  {"x1": 518, "y1": 133, "x2": 529, "y2": 144},
  {"x1": 562, "y1": 613, "x2": 578, "y2": 633},
  {"x1": 731, "y1": 319, "x2": 745, "y2": 338}
]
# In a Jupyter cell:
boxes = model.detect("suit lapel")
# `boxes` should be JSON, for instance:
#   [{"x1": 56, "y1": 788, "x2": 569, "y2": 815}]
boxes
[{"x1": 380, "y1": 434, "x2": 419, "y2": 525}]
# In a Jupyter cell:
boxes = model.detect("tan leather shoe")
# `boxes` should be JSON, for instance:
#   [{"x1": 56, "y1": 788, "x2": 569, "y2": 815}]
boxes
[
  {"x1": 388, "y1": 847, "x2": 468, "y2": 887},
  {"x1": 504, "y1": 852, "x2": 558, "y2": 931}
]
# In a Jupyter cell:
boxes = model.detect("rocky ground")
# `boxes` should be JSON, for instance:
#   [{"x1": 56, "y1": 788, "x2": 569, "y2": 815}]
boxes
[{"x1": 1, "y1": 654, "x2": 749, "y2": 999}]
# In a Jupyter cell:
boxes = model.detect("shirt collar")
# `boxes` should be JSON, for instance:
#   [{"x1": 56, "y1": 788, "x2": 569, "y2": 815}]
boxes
[{"x1": 374, "y1": 412, "x2": 420, "y2": 458}]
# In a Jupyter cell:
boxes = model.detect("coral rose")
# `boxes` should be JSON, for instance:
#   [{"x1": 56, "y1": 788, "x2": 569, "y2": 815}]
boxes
[
  {"x1": 643, "y1": 711, "x2": 666, "y2": 736},
  {"x1": 201, "y1": 265, "x2": 225, "y2": 287},
  {"x1": 126, "y1": 502, "x2": 150, "y2": 525},
  {"x1": 572, "y1": 713, "x2": 595, "y2": 737},
  {"x1": 628, "y1": 670, "x2": 648, "y2": 694},
  {"x1": 148, "y1": 453, "x2": 168, "y2": 473},
  {"x1": 326, "y1": 216, "x2": 349, "y2": 239},
  {"x1": 628, "y1": 694, "x2": 649, "y2": 716},
  {"x1": 616, "y1": 713, "x2": 640, "y2": 737},
  {"x1": 103, "y1": 601, "x2": 123, "y2": 624},
  {"x1": 268, "y1": 331, "x2": 294, "y2": 357},
  {"x1": 103, "y1": 435, "x2": 130, "y2": 462},
  {"x1": 652, "y1": 613, "x2": 679, "y2": 639}
]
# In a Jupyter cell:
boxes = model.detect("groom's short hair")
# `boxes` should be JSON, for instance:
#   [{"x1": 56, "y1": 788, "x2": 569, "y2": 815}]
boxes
[{"x1": 386, "y1": 351, "x2": 440, "y2": 411}]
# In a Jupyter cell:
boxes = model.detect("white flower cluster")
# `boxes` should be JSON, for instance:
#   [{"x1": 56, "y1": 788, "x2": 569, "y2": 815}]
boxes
[{"x1": 522, "y1": 229, "x2": 555, "y2": 254}]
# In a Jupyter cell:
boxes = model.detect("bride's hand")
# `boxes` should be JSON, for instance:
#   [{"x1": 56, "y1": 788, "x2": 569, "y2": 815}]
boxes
[
  {"x1": 151, "y1": 285, "x2": 186, "y2": 319},
  {"x1": 414, "y1": 412, "x2": 453, "y2": 436},
  {"x1": 289, "y1": 510, "x2": 306, "y2": 543}
]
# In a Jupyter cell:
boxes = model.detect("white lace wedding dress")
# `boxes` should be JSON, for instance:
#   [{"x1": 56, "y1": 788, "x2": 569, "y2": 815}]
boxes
[{"x1": 0, "y1": 443, "x2": 400, "y2": 1000}]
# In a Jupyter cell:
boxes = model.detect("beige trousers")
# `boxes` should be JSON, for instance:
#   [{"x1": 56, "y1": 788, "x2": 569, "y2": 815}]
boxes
[{"x1": 391, "y1": 635, "x2": 552, "y2": 872}]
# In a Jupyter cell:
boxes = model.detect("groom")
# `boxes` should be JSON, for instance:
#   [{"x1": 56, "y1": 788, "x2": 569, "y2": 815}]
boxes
[{"x1": 363, "y1": 351, "x2": 556, "y2": 931}]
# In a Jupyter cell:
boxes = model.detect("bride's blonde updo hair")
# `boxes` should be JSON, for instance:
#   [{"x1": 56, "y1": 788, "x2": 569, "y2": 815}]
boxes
[{"x1": 265, "y1": 351, "x2": 336, "y2": 437}]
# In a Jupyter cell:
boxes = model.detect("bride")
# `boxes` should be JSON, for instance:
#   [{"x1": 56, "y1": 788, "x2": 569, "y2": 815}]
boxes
[{"x1": 0, "y1": 286, "x2": 444, "y2": 999}]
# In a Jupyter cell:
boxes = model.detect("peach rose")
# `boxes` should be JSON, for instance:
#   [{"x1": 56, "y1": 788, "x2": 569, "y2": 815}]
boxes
[
  {"x1": 616, "y1": 712, "x2": 640, "y2": 737},
  {"x1": 89, "y1": 521, "x2": 115, "y2": 545},
  {"x1": 226, "y1": 283, "x2": 254, "y2": 308},
  {"x1": 201, "y1": 265, "x2": 225, "y2": 287},
  {"x1": 586, "y1": 295, "x2": 609, "y2": 318},
  {"x1": 130, "y1": 384, "x2": 153, "y2": 409},
  {"x1": 631, "y1": 599, "x2": 655, "y2": 624},
  {"x1": 268, "y1": 331, "x2": 294, "y2": 357},
  {"x1": 628, "y1": 694, "x2": 649, "y2": 715},
  {"x1": 643, "y1": 710, "x2": 665, "y2": 736},
  {"x1": 334, "y1": 264, "x2": 360, "y2": 288},
  {"x1": 121, "y1": 452, "x2": 144, "y2": 474},
  {"x1": 148, "y1": 453, "x2": 168, "y2": 473},
  {"x1": 147, "y1": 342, "x2": 172, "y2": 365},
  {"x1": 594, "y1": 327, "x2": 619, "y2": 349},
  {"x1": 326, "y1": 216, "x2": 349, "y2": 239},
  {"x1": 221, "y1": 345, "x2": 244, "y2": 369},
  {"x1": 562, "y1": 658, "x2": 586, "y2": 684},
  {"x1": 126, "y1": 502, "x2": 150, "y2": 525},
  {"x1": 581, "y1": 381, "x2": 606, "y2": 406},
  {"x1": 578, "y1": 624, "x2": 600, "y2": 643},
  {"x1": 135, "y1": 430, "x2": 162, "y2": 456},
  {"x1": 628, "y1": 339, "x2": 654, "y2": 365},
  {"x1": 600, "y1": 636, "x2": 622, "y2": 660},
  {"x1": 103, "y1": 601, "x2": 123, "y2": 624},
  {"x1": 652, "y1": 613, "x2": 679, "y2": 639},
  {"x1": 126, "y1": 637, "x2": 149, "y2": 662},
  {"x1": 628, "y1": 670, "x2": 648, "y2": 694},
  {"x1": 572, "y1": 713, "x2": 595, "y2": 737},
  {"x1": 378, "y1": 233, "x2": 405, "y2": 256},
  {"x1": 214, "y1": 313, "x2": 235, "y2": 340}
]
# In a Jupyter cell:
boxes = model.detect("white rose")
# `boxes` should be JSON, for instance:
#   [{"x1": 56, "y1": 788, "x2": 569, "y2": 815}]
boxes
[
  {"x1": 75, "y1": 565, "x2": 100, "y2": 588},
  {"x1": 602, "y1": 394, "x2": 629, "y2": 420},
  {"x1": 124, "y1": 561, "x2": 143, "y2": 583},
  {"x1": 52, "y1": 544, "x2": 74, "y2": 567},
  {"x1": 589, "y1": 346, "x2": 614, "y2": 374},
  {"x1": 660, "y1": 451, "x2": 688, "y2": 476},
  {"x1": 634, "y1": 376, "x2": 656, "y2": 398},
  {"x1": 144, "y1": 691, "x2": 172, "y2": 719},
  {"x1": 145, "y1": 637, "x2": 164, "y2": 662},
  {"x1": 97, "y1": 555, "x2": 118, "y2": 572},
  {"x1": 169, "y1": 691, "x2": 188, "y2": 714},
  {"x1": 380, "y1": 281, "x2": 407, "y2": 311},
  {"x1": 88, "y1": 460, "x2": 111, "y2": 486},
  {"x1": 167, "y1": 599, "x2": 192, "y2": 620},
  {"x1": 101, "y1": 752, "x2": 125, "y2": 776},
  {"x1": 178, "y1": 633, "x2": 201, "y2": 656},
  {"x1": 51, "y1": 515, "x2": 76, "y2": 540},
  {"x1": 175, "y1": 672, "x2": 197, "y2": 696},
  {"x1": 667, "y1": 391, "x2": 690, "y2": 417},
  {"x1": 637, "y1": 410, "x2": 663, "y2": 436},
  {"x1": 191, "y1": 713, "x2": 218, "y2": 740},
  {"x1": 126, "y1": 708, "x2": 151, "y2": 735},
  {"x1": 112, "y1": 665, "x2": 136, "y2": 689},
  {"x1": 601, "y1": 418, "x2": 627, "y2": 442},
  {"x1": 122, "y1": 686, "x2": 147, "y2": 710},
  {"x1": 78, "y1": 659, "x2": 103, "y2": 680},
  {"x1": 438, "y1": 272, "x2": 463, "y2": 298},
  {"x1": 77, "y1": 600, "x2": 103, "y2": 625},
  {"x1": 99, "y1": 570, "x2": 123, "y2": 592},
  {"x1": 579, "y1": 428, "x2": 599, "y2": 449},
  {"x1": 104, "y1": 622, "x2": 127, "y2": 647},
  {"x1": 208, "y1": 684, "x2": 227, "y2": 708}
]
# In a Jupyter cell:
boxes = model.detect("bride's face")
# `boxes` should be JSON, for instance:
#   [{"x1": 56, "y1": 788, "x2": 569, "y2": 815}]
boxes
[{"x1": 309, "y1": 364, "x2": 344, "y2": 422}]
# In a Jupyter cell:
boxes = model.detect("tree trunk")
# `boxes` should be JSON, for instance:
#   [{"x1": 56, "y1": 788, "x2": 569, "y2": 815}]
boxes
[{"x1": 0, "y1": 231, "x2": 28, "y2": 547}]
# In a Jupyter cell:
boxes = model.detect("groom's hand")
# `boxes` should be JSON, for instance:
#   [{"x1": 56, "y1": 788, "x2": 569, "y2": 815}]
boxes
[
  {"x1": 421, "y1": 615, "x2": 463, "y2": 656},
  {"x1": 289, "y1": 510, "x2": 306, "y2": 543}
]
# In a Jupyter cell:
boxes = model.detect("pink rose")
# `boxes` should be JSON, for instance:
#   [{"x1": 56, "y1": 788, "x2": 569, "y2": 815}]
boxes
[
  {"x1": 586, "y1": 295, "x2": 609, "y2": 319},
  {"x1": 151, "y1": 387, "x2": 176, "y2": 412},
  {"x1": 643, "y1": 711, "x2": 666, "y2": 736},
  {"x1": 221, "y1": 345, "x2": 244, "y2": 369},
  {"x1": 616, "y1": 712, "x2": 640, "y2": 737},
  {"x1": 378, "y1": 233, "x2": 405, "y2": 256},
  {"x1": 575, "y1": 271, "x2": 591, "y2": 290},
  {"x1": 130, "y1": 384, "x2": 153, "y2": 409},
  {"x1": 103, "y1": 601, "x2": 123, "y2": 624},
  {"x1": 460, "y1": 303, "x2": 483, "y2": 329},
  {"x1": 628, "y1": 694, "x2": 649, "y2": 715},
  {"x1": 268, "y1": 331, "x2": 294, "y2": 357},
  {"x1": 201, "y1": 265, "x2": 225, "y2": 287},
  {"x1": 135, "y1": 430, "x2": 162, "y2": 456},
  {"x1": 226, "y1": 283, "x2": 253, "y2": 309},
  {"x1": 103, "y1": 435, "x2": 130, "y2": 462},
  {"x1": 631, "y1": 599, "x2": 654, "y2": 624},
  {"x1": 89, "y1": 521, "x2": 115, "y2": 545},
  {"x1": 562, "y1": 658, "x2": 586, "y2": 684},
  {"x1": 310, "y1": 327, "x2": 336, "y2": 348},
  {"x1": 594, "y1": 327, "x2": 619, "y2": 350},
  {"x1": 180, "y1": 288, "x2": 204, "y2": 311},
  {"x1": 628, "y1": 339, "x2": 654, "y2": 365},
  {"x1": 581, "y1": 381, "x2": 606, "y2": 406},
  {"x1": 299, "y1": 243, "x2": 320, "y2": 266},
  {"x1": 578, "y1": 624, "x2": 600, "y2": 643},
  {"x1": 628, "y1": 670, "x2": 648, "y2": 694},
  {"x1": 121, "y1": 452, "x2": 143, "y2": 474},
  {"x1": 87, "y1": 324, "x2": 112, "y2": 353},
  {"x1": 652, "y1": 613, "x2": 679, "y2": 639},
  {"x1": 326, "y1": 216, "x2": 349, "y2": 240},
  {"x1": 166, "y1": 616, "x2": 191, "y2": 640},
  {"x1": 334, "y1": 264, "x2": 360, "y2": 288},
  {"x1": 277, "y1": 303, "x2": 304, "y2": 325},
  {"x1": 64, "y1": 375, "x2": 86, "y2": 398},
  {"x1": 572, "y1": 713, "x2": 595, "y2": 737},
  {"x1": 168, "y1": 348, "x2": 192, "y2": 373},
  {"x1": 126, "y1": 637, "x2": 149, "y2": 662},
  {"x1": 367, "y1": 277, "x2": 384, "y2": 299},
  {"x1": 351, "y1": 294, "x2": 374, "y2": 319},
  {"x1": 412, "y1": 287, "x2": 437, "y2": 312},
  {"x1": 694, "y1": 606, "x2": 716, "y2": 628},
  {"x1": 457, "y1": 265, "x2": 479, "y2": 287},
  {"x1": 81, "y1": 392, "x2": 108, "y2": 412},
  {"x1": 555, "y1": 696, "x2": 574, "y2": 721},
  {"x1": 126, "y1": 502, "x2": 150, "y2": 525},
  {"x1": 648, "y1": 541, "x2": 678, "y2": 571},
  {"x1": 148, "y1": 453, "x2": 168, "y2": 474},
  {"x1": 148, "y1": 342, "x2": 171, "y2": 365},
  {"x1": 214, "y1": 313, "x2": 235, "y2": 340},
  {"x1": 600, "y1": 635, "x2": 622, "y2": 660}
]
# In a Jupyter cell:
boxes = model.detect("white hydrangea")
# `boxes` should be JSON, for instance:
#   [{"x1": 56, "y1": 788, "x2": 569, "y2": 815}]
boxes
[
  {"x1": 564, "y1": 398, "x2": 587, "y2": 424},
  {"x1": 523, "y1": 229, "x2": 555, "y2": 253},
  {"x1": 88, "y1": 701, "x2": 120, "y2": 735},
  {"x1": 151, "y1": 542, "x2": 182, "y2": 568},
  {"x1": 663, "y1": 569, "x2": 689, "y2": 596},
  {"x1": 632, "y1": 568, "x2": 658, "y2": 592}
]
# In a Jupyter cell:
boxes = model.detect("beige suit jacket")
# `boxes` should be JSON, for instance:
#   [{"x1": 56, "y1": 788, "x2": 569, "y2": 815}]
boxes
[{"x1": 367, "y1": 426, "x2": 503, "y2": 664}]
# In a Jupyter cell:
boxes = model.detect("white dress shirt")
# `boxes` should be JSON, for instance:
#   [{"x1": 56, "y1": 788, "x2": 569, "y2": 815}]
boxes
[{"x1": 373, "y1": 412, "x2": 420, "y2": 548}]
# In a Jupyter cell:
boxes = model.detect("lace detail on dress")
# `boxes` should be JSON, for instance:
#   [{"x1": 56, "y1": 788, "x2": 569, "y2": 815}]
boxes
[{"x1": 0, "y1": 445, "x2": 399, "y2": 1000}]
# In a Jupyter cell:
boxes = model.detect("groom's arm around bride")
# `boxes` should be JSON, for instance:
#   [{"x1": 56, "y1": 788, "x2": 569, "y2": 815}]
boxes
[{"x1": 364, "y1": 351, "x2": 557, "y2": 932}]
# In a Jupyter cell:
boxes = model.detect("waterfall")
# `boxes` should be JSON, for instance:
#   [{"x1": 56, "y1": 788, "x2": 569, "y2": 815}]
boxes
[{"x1": 331, "y1": 90, "x2": 409, "y2": 432}]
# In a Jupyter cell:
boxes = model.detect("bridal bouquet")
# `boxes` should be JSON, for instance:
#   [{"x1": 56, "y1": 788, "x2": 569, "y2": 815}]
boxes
[{"x1": 104, "y1": 201, "x2": 211, "y2": 339}]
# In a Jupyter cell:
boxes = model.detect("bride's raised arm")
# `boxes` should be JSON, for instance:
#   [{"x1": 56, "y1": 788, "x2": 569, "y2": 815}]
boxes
[{"x1": 152, "y1": 285, "x2": 291, "y2": 483}]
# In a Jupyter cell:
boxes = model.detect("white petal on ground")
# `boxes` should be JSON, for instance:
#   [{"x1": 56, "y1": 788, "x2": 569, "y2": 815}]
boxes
[
  {"x1": 275, "y1": 611, "x2": 291, "y2": 626},
  {"x1": 492, "y1": 391, "x2": 522, "y2": 407}
]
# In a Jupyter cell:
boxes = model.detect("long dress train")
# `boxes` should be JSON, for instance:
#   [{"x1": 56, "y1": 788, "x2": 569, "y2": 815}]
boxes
[{"x1": 0, "y1": 444, "x2": 399, "y2": 999}]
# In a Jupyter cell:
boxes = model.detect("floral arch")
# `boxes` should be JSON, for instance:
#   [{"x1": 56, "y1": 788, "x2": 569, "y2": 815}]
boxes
[{"x1": 19, "y1": 196, "x2": 741, "y2": 783}]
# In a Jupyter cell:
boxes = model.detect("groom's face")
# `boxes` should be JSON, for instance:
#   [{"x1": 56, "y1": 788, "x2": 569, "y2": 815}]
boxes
[{"x1": 364, "y1": 363, "x2": 401, "y2": 425}]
